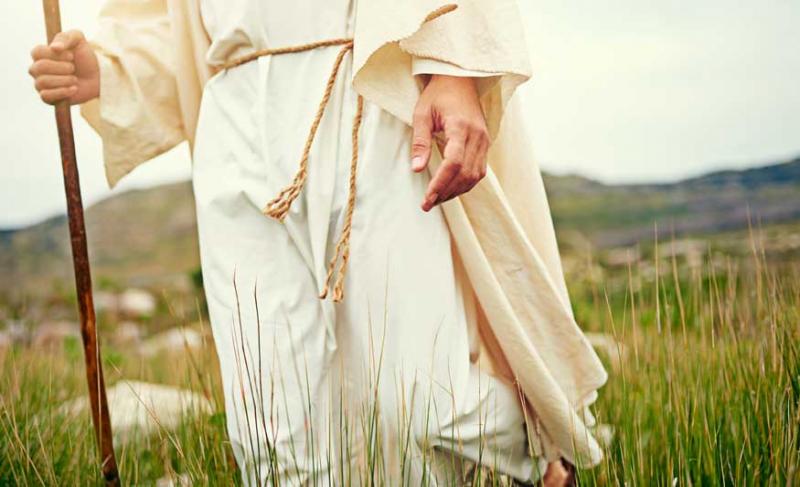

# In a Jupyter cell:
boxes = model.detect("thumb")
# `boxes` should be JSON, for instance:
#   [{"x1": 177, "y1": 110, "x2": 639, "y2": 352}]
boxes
[
  {"x1": 410, "y1": 106, "x2": 433, "y2": 172},
  {"x1": 50, "y1": 30, "x2": 84, "y2": 53}
]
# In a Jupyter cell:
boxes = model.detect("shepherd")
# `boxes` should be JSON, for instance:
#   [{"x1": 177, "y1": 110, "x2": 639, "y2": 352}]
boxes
[{"x1": 28, "y1": 0, "x2": 607, "y2": 484}]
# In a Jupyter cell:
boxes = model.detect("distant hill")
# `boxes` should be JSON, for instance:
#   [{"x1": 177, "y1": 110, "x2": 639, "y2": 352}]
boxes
[
  {"x1": 544, "y1": 157, "x2": 800, "y2": 247},
  {"x1": 1, "y1": 157, "x2": 798, "y2": 294},
  {"x1": 0, "y1": 182, "x2": 199, "y2": 296},
  {"x1": 675, "y1": 159, "x2": 800, "y2": 189}
]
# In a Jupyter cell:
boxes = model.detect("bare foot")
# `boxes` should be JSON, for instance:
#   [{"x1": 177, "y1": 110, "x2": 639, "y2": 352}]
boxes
[{"x1": 542, "y1": 460, "x2": 573, "y2": 487}]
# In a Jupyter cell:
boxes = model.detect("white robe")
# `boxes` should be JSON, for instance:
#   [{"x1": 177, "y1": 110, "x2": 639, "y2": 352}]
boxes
[
  {"x1": 192, "y1": 0, "x2": 545, "y2": 483},
  {"x1": 81, "y1": 0, "x2": 608, "y2": 473}
]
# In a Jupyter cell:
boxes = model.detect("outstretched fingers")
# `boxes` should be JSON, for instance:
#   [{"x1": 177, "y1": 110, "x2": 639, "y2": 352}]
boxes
[{"x1": 421, "y1": 117, "x2": 489, "y2": 211}]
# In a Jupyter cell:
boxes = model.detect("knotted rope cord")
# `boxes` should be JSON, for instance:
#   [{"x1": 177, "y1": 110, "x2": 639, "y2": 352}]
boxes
[
  {"x1": 221, "y1": 38, "x2": 363, "y2": 302},
  {"x1": 320, "y1": 95, "x2": 363, "y2": 301}
]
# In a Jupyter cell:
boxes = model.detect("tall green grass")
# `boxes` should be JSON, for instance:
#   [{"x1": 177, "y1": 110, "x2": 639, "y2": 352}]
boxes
[
  {"x1": 0, "y1": 336, "x2": 234, "y2": 485},
  {"x1": 1, "y1": 229, "x2": 798, "y2": 485},
  {"x1": 572, "y1": 233, "x2": 800, "y2": 485}
]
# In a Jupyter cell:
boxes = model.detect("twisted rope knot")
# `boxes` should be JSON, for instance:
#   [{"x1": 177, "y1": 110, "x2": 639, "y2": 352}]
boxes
[{"x1": 223, "y1": 38, "x2": 363, "y2": 302}]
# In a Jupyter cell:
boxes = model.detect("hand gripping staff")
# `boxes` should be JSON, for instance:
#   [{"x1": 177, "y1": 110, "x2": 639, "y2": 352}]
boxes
[{"x1": 41, "y1": 1, "x2": 120, "y2": 484}]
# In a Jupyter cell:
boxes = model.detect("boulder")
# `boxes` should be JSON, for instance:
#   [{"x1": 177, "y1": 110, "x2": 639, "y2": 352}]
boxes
[
  {"x1": 119, "y1": 289, "x2": 157, "y2": 317},
  {"x1": 58, "y1": 380, "x2": 213, "y2": 444}
]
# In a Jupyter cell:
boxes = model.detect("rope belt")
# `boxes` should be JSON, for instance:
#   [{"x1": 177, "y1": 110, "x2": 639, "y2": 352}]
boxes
[{"x1": 221, "y1": 38, "x2": 362, "y2": 302}]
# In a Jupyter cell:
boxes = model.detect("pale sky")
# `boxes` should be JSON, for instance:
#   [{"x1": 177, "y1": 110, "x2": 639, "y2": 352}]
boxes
[{"x1": 1, "y1": 1, "x2": 799, "y2": 228}]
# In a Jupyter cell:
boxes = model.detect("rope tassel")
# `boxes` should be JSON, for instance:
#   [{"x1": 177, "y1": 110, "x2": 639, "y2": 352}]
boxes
[
  {"x1": 222, "y1": 38, "x2": 362, "y2": 301},
  {"x1": 319, "y1": 95, "x2": 364, "y2": 302}
]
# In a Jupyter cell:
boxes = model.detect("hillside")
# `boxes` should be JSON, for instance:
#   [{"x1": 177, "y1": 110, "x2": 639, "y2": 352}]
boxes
[
  {"x1": 0, "y1": 182, "x2": 199, "y2": 296},
  {"x1": 545, "y1": 157, "x2": 800, "y2": 247},
  {"x1": 1, "y1": 157, "x2": 798, "y2": 294}
]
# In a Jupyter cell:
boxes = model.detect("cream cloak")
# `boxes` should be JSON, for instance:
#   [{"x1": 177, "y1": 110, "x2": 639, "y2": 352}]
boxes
[{"x1": 81, "y1": 0, "x2": 608, "y2": 467}]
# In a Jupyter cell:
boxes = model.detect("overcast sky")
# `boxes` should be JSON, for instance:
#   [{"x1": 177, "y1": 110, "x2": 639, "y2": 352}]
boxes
[{"x1": 1, "y1": 1, "x2": 799, "y2": 228}]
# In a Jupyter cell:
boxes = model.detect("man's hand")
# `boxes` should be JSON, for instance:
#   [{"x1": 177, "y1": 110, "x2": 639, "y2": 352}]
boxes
[
  {"x1": 411, "y1": 74, "x2": 490, "y2": 212},
  {"x1": 29, "y1": 30, "x2": 99, "y2": 105}
]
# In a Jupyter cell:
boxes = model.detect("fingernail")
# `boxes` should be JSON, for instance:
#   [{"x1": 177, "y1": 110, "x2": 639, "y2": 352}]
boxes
[{"x1": 411, "y1": 156, "x2": 422, "y2": 170}]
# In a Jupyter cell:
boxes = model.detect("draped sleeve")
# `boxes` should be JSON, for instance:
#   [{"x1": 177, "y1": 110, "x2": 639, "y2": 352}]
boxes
[
  {"x1": 411, "y1": 56, "x2": 502, "y2": 98},
  {"x1": 80, "y1": 0, "x2": 185, "y2": 187},
  {"x1": 353, "y1": 0, "x2": 531, "y2": 140},
  {"x1": 399, "y1": 0, "x2": 531, "y2": 139}
]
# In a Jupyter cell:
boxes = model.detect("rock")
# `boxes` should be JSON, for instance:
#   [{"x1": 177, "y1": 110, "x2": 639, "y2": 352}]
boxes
[
  {"x1": 58, "y1": 380, "x2": 213, "y2": 444},
  {"x1": 4, "y1": 319, "x2": 30, "y2": 345},
  {"x1": 139, "y1": 327, "x2": 204, "y2": 357},
  {"x1": 31, "y1": 321, "x2": 80, "y2": 350},
  {"x1": 119, "y1": 289, "x2": 157, "y2": 317},
  {"x1": 114, "y1": 321, "x2": 143, "y2": 346}
]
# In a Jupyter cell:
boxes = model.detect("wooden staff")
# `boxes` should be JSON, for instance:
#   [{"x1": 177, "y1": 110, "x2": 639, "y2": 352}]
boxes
[{"x1": 41, "y1": 1, "x2": 120, "y2": 484}]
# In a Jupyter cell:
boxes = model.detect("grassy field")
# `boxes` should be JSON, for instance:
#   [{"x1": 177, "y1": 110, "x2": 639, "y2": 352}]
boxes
[
  {"x1": 1, "y1": 227, "x2": 798, "y2": 485},
  {"x1": 566, "y1": 230, "x2": 800, "y2": 485}
]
